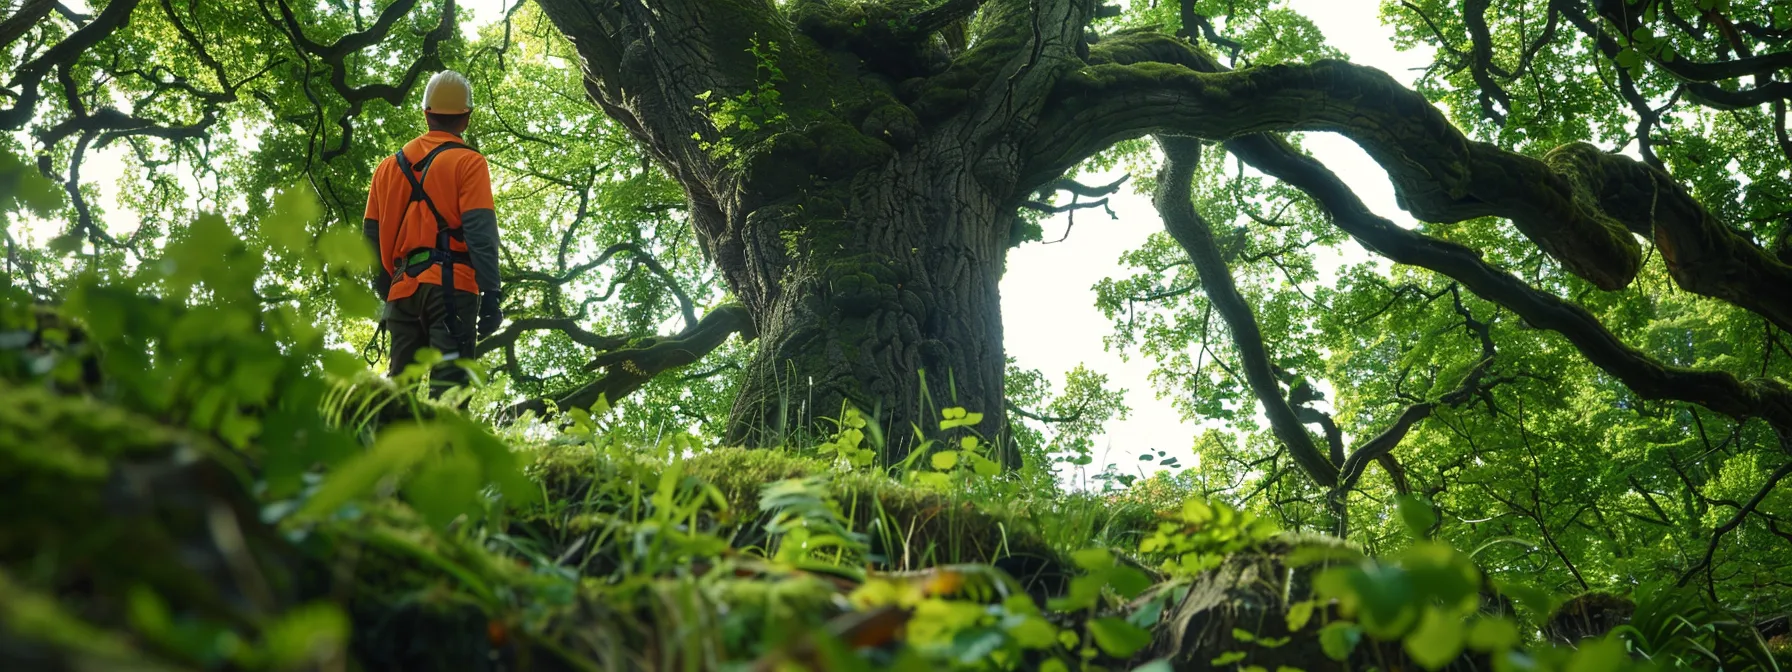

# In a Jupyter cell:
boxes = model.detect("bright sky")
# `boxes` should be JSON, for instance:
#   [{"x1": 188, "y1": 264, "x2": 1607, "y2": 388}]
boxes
[{"x1": 58, "y1": 0, "x2": 1433, "y2": 482}]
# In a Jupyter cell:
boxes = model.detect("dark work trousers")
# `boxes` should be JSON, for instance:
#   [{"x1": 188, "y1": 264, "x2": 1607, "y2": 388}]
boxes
[{"x1": 385, "y1": 282, "x2": 480, "y2": 396}]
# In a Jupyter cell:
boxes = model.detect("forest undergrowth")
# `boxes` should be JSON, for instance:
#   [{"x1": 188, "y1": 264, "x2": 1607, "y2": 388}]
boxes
[{"x1": 1, "y1": 173, "x2": 1786, "y2": 672}]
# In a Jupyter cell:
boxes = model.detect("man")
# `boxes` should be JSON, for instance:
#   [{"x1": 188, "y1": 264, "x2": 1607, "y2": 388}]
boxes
[{"x1": 364, "y1": 70, "x2": 503, "y2": 394}]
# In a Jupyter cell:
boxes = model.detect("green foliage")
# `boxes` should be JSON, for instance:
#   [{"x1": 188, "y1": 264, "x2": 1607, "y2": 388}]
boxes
[
  {"x1": 1139, "y1": 496, "x2": 1279, "y2": 576},
  {"x1": 694, "y1": 36, "x2": 790, "y2": 162},
  {"x1": 7, "y1": 1, "x2": 1792, "y2": 670}
]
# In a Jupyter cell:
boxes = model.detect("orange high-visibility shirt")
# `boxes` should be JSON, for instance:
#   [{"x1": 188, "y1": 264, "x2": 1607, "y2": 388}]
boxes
[{"x1": 364, "y1": 131, "x2": 494, "y2": 301}]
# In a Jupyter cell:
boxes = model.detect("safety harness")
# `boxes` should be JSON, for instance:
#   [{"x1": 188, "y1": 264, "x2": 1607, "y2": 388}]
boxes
[{"x1": 393, "y1": 141, "x2": 476, "y2": 355}]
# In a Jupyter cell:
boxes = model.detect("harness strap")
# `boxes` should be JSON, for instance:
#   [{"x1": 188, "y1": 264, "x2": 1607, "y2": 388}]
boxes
[{"x1": 393, "y1": 141, "x2": 476, "y2": 354}]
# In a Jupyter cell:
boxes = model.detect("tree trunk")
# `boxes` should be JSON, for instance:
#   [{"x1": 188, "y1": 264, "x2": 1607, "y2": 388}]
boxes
[
  {"x1": 531, "y1": 0, "x2": 1792, "y2": 466},
  {"x1": 722, "y1": 147, "x2": 1013, "y2": 464},
  {"x1": 528, "y1": 0, "x2": 1096, "y2": 465}
]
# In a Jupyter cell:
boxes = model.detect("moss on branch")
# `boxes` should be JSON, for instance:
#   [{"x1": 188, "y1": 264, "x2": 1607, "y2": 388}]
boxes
[{"x1": 1030, "y1": 52, "x2": 1792, "y2": 334}]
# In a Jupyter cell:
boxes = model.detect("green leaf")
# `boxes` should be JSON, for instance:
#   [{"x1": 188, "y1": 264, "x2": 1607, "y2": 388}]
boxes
[
  {"x1": 931, "y1": 450, "x2": 960, "y2": 470},
  {"x1": 1048, "y1": 573, "x2": 1107, "y2": 612},
  {"x1": 298, "y1": 423, "x2": 439, "y2": 519},
  {"x1": 968, "y1": 452, "x2": 1001, "y2": 477},
  {"x1": 1398, "y1": 542, "x2": 1481, "y2": 615},
  {"x1": 449, "y1": 415, "x2": 540, "y2": 505},
  {"x1": 1108, "y1": 564, "x2": 1152, "y2": 599},
  {"x1": 1232, "y1": 627, "x2": 1256, "y2": 643},
  {"x1": 404, "y1": 448, "x2": 483, "y2": 528},
  {"x1": 1395, "y1": 494, "x2": 1437, "y2": 539},
  {"x1": 1129, "y1": 594, "x2": 1166, "y2": 629},
  {"x1": 1615, "y1": 47, "x2": 1642, "y2": 69},
  {"x1": 1287, "y1": 600, "x2": 1316, "y2": 632},
  {"x1": 1494, "y1": 579, "x2": 1557, "y2": 619},
  {"x1": 317, "y1": 227, "x2": 373, "y2": 273},
  {"x1": 1211, "y1": 651, "x2": 1247, "y2": 665},
  {"x1": 1467, "y1": 616, "x2": 1520, "y2": 653},
  {"x1": 1403, "y1": 606, "x2": 1466, "y2": 670},
  {"x1": 1010, "y1": 616, "x2": 1058, "y2": 649},
  {"x1": 1319, "y1": 621, "x2": 1361, "y2": 661},
  {"x1": 1088, "y1": 617, "x2": 1152, "y2": 658},
  {"x1": 1565, "y1": 636, "x2": 1626, "y2": 672},
  {"x1": 1072, "y1": 547, "x2": 1116, "y2": 572},
  {"x1": 260, "y1": 602, "x2": 348, "y2": 667}
]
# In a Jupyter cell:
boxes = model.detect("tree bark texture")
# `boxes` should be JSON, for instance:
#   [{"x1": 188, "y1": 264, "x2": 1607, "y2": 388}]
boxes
[
  {"x1": 531, "y1": 0, "x2": 1792, "y2": 464},
  {"x1": 533, "y1": 0, "x2": 1102, "y2": 464}
]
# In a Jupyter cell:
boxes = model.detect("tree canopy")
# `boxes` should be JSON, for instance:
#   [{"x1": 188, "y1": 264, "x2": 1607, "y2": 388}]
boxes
[{"x1": 3, "y1": 0, "x2": 1791, "y2": 669}]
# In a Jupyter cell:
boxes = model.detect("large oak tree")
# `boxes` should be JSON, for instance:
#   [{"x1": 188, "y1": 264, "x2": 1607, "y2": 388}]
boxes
[
  {"x1": 5, "y1": 1, "x2": 1791, "y2": 583},
  {"x1": 507, "y1": 0, "x2": 1792, "y2": 471}
]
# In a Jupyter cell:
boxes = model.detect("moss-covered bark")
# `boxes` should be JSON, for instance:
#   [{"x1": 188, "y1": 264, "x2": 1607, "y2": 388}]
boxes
[{"x1": 531, "y1": 0, "x2": 1109, "y2": 464}]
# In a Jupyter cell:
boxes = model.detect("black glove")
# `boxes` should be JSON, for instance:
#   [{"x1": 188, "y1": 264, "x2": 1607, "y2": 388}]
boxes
[{"x1": 477, "y1": 290, "x2": 504, "y2": 340}]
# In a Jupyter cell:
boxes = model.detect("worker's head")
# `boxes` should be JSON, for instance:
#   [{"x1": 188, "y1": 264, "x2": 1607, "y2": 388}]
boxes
[{"x1": 423, "y1": 70, "x2": 473, "y2": 135}]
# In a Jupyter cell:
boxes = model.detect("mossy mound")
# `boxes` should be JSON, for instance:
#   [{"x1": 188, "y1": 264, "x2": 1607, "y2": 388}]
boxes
[
  {"x1": 522, "y1": 444, "x2": 1075, "y2": 602},
  {"x1": 0, "y1": 381, "x2": 312, "y2": 669}
]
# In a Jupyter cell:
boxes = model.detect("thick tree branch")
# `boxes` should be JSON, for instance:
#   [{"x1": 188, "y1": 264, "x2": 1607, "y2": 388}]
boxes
[
  {"x1": 1222, "y1": 132, "x2": 1792, "y2": 438},
  {"x1": 1032, "y1": 42, "x2": 1792, "y2": 334},
  {"x1": 0, "y1": 0, "x2": 56, "y2": 52},
  {"x1": 505, "y1": 305, "x2": 754, "y2": 419},
  {"x1": 0, "y1": 0, "x2": 143, "y2": 130}
]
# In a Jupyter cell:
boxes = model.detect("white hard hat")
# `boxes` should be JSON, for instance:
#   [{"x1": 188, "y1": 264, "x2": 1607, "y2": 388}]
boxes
[{"x1": 423, "y1": 70, "x2": 473, "y2": 114}]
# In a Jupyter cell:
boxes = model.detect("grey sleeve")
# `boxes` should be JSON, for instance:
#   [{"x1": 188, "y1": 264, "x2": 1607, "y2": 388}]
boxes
[
  {"x1": 460, "y1": 208, "x2": 502, "y2": 294},
  {"x1": 364, "y1": 217, "x2": 390, "y2": 298}
]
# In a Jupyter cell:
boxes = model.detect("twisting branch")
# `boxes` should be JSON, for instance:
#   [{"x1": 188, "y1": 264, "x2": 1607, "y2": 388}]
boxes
[
  {"x1": 1221, "y1": 131, "x2": 1792, "y2": 438},
  {"x1": 1037, "y1": 34, "x2": 1792, "y2": 334},
  {"x1": 0, "y1": 0, "x2": 143, "y2": 130},
  {"x1": 1157, "y1": 133, "x2": 1505, "y2": 492},
  {"x1": 911, "y1": 0, "x2": 988, "y2": 37},
  {"x1": 1462, "y1": 0, "x2": 1512, "y2": 125},
  {"x1": 1675, "y1": 455, "x2": 1792, "y2": 597},
  {"x1": 259, "y1": 0, "x2": 454, "y2": 162},
  {"x1": 504, "y1": 305, "x2": 755, "y2": 419},
  {"x1": 1561, "y1": 3, "x2": 1792, "y2": 110},
  {"x1": 506, "y1": 242, "x2": 699, "y2": 328},
  {"x1": 1028, "y1": 173, "x2": 1127, "y2": 242},
  {"x1": 1335, "y1": 285, "x2": 1500, "y2": 490},
  {"x1": 474, "y1": 318, "x2": 631, "y2": 356},
  {"x1": 1153, "y1": 135, "x2": 1338, "y2": 486},
  {"x1": 1175, "y1": 0, "x2": 1242, "y2": 65}
]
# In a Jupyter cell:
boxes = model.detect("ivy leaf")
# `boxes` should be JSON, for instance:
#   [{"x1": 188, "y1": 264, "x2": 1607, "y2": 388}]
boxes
[{"x1": 1108, "y1": 564, "x2": 1151, "y2": 599}]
